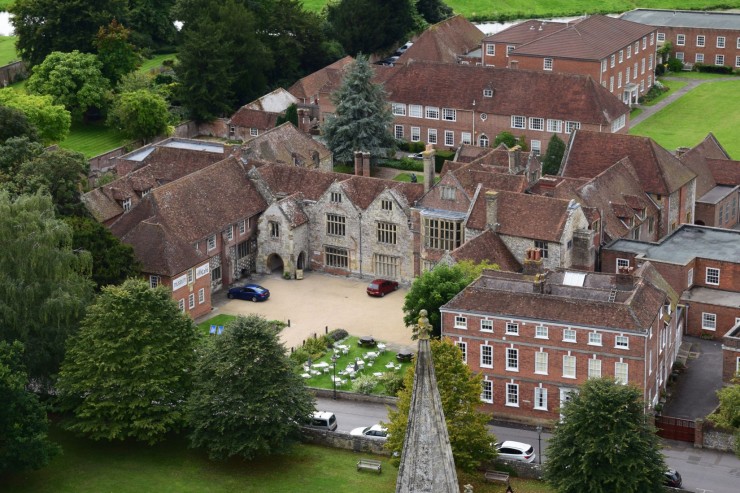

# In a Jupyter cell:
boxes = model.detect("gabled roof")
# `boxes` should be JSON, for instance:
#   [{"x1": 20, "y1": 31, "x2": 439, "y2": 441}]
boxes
[
  {"x1": 677, "y1": 134, "x2": 730, "y2": 196},
  {"x1": 397, "y1": 15, "x2": 484, "y2": 65},
  {"x1": 511, "y1": 15, "x2": 655, "y2": 60},
  {"x1": 452, "y1": 164, "x2": 528, "y2": 197},
  {"x1": 228, "y1": 107, "x2": 279, "y2": 129},
  {"x1": 382, "y1": 62, "x2": 628, "y2": 125},
  {"x1": 244, "y1": 87, "x2": 297, "y2": 113},
  {"x1": 706, "y1": 158, "x2": 740, "y2": 186},
  {"x1": 454, "y1": 143, "x2": 493, "y2": 164},
  {"x1": 448, "y1": 229, "x2": 522, "y2": 272},
  {"x1": 287, "y1": 56, "x2": 354, "y2": 100},
  {"x1": 275, "y1": 193, "x2": 309, "y2": 228},
  {"x1": 243, "y1": 123, "x2": 332, "y2": 166},
  {"x1": 483, "y1": 19, "x2": 566, "y2": 45},
  {"x1": 620, "y1": 9, "x2": 740, "y2": 30},
  {"x1": 561, "y1": 130, "x2": 696, "y2": 195}
]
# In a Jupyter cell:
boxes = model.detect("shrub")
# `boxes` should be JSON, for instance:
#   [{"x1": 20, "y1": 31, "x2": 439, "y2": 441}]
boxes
[
  {"x1": 351, "y1": 374, "x2": 378, "y2": 395},
  {"x1": 381, "y1": 371, "x2": 405, "y2": 396},
  {"x1": 382, "y1": 158, "x2": 424, "y2": 172},
  {"x1": 434, "y1": 150, "x2": 455, "y2": 172},
  {"x1": 694, "y1": 63, "x2": 734, "y2": 74},
  {"x1": 655, "y1": 64, "x2": 666, "y2": 76},
  {"x1": 290, "y1": 346, "x2": 310, "y2": 365},
  {"x1": 638, "y1": 83, "x2": 668, "y2": 104},
  {"x1": 327, "y1": 328, "x2": 349, "y2": 342},
  {"x1": 666, "y1": 58, "x2": 684, "y2": 73},
  {"x1": 303, "y1": 335, "x2": 329, "y2": 358},
  {"x1": 410, "y1": 141, "x2": 426, "y2": 153}
]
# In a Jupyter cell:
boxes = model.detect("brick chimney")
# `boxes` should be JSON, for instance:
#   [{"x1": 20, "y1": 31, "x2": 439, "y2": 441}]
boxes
[
  {"x1": 675, "y1": 147, "x2": 690, "y2": 157},
  {"x1": 362, "y1": 152, "x2": 371, "y2": 177},
  {"x1": 485, "y1": 191, "x2": 499, "y2": 231},
  {"x1": 354, "y1": 151, "x2": 363, "y2": 176},
  {"x1": 422, "y1": 144, "x2": 435, "y2": 192},
  {"x1": 616, "y1": 265, "x2": 635, "y2": 290},
  {"x1": 508, "y1": 145, "x2": 522, "y2": 174},
  {"x1": 522, "y1": 247, "x2": 545, "y2": 276}
]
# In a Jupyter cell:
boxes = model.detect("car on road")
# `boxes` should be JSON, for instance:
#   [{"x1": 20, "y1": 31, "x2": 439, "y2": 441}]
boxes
[
  {"x1": 494, "y1": 440, "x2": 536, "y2": 463},
  {"x1": 350, "y1": 424, "x2": 388, "y2": 440},
  {"x1": 664, "y1": 469, "x2": 682, "y2": 488},
  {"x1": 408, "y1": 152, "x2": 423, "y2": 160},
  {"x1": 227, "y1": 283, "x2": 270, "y2": 302},
  {"x1": 307, "y1": 411, "x2": 338, "y2": 431},
  {"x1": 367, "y1": 279, "x2": 399, "y2": 297}
]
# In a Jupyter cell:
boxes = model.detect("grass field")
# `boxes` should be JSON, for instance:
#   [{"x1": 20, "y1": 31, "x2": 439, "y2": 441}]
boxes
[
  {"x1": 0, "y1": 0, "x2": 12, "y2": 10},
  {"x1": 630, "y1": 79, "x2": 740, "y2": 158},
  {"x1": 0, "y1": 35, "x2": 17, "y2": 65},
  {"x1": 645, "y1": 79, "x2": 687, "y2": 106},
  {"x1": 58, "y1": 121, "x2": 128, "y2": 159},
  {"x1": 138, "y1": 52, "x2": 177, "y2": 74}
]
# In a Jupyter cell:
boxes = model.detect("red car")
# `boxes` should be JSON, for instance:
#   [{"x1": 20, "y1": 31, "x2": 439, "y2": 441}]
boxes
[{"x1": 367, "y1": 279, "x2": 399, "y2": 297}]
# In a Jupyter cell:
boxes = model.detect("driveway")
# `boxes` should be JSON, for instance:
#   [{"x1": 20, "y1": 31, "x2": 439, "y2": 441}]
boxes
[
  {"x1": 662, "y1": 336, "x2": 722, "y2": 419},
  {"x1": 207, "y1": 271, "x2": 414, "y2": 352}
]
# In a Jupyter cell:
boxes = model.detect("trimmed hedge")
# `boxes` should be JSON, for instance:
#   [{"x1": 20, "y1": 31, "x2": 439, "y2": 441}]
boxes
[{"x1": 694, "y1": 63, "x2": 734, "y2": 74}]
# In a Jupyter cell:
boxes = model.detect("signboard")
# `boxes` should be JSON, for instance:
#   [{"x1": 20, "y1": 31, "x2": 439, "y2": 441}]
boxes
[
  {"x1": 195, "y1": 263, "x2": 210, "y2": 279},
  {"x1": 172, "y1": 274, "x2": 187, "y2": 291}
]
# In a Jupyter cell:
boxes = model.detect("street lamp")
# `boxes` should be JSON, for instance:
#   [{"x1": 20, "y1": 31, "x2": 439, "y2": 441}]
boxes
[
  {"x1": 536, "y1": 425, "x2": 543, "y2": 464},
  {"x1": 331, "y1": 353, "x2": 338, "y2": 400}
]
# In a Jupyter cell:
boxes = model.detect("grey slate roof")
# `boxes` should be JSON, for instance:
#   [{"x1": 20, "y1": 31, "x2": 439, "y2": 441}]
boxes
[{"x1": 620, "y1": 9, "x2": 740, "y2": 30}]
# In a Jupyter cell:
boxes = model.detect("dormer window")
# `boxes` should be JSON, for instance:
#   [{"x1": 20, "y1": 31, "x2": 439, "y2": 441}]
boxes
[
  {"x1": 141, "y1": 188, "x2": 152, "y2": 197},
  {"x1": 122, "y1": 197, "x2": 132, "y2": 212},
  {"x1": 483, "y1": 88, "x2": 493, "y2": 97}
]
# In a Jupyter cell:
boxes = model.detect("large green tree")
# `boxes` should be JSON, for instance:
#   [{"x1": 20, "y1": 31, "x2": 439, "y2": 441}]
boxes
[
  {"x1": 57, "y1": 279, "x2": 198, "y2": 444},
  {"x1": 94, "y1": 20, "x2": 141, "y2": 86},
  {"x1": 26, "y1": 51, "x2": 110, "y2": 120},
  {"x1": 187, "y1": 315, "x2": 315, "y2": 460},
  {"x1": 327, "y1": 0, "x2": 419, "y2": 56},
  {"x1": 416, "y1": 0, "x2": 453, "y2": 25},
  {"x1": 545, "y1": 378, "x2": 666, "y2": 493},
  {"x1": 0, "y1": 90, "x2": 71, "y2": 144},
  {"x1": 402, "y1": 260, "x2": 497, "y2": 337},
  {"x1": 175, "y1": 0, "x2": 273, "y2": 121},
  {"x1": 0, "y1": 341, "x2": 60, "y2": 474},
  {"x1": 321, "y1": 55, "x2": 395, "y2": 163},
  {"x1": 10, "y1": 0, "x2": 127, "y2": 68},
  {"x1": 126, "y1": 0, "x2": 178, "y2": 49},
  {"x1": 0, "y1": 105, "x2": 39, "y2": 143},
  {"x1": 107, "y1": 90, "x2": 170, "y2": 142},
  {"x1": 542, "y1": 133, "x2": 566, "y2": 175},
  {"x1": 0, "y1": 192, "x2": 94, "y2": 386},
  {"x1": 0, "y1": 137, "x2": 44, "y2": 186},
  {"x1": 386, "y1": 338, "x2": 495, "y2": 471}
]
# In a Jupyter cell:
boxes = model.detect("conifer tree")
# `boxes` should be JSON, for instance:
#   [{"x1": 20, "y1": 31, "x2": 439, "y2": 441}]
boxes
[{"x1": 542, "y1": 133, "x2": 566, "y2": 175}]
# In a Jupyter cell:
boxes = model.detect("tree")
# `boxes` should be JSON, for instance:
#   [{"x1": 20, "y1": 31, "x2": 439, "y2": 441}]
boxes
[
  {"x1": 65, "y1": 216, "x2": 140, "y2": 290},
  {"x1": 327, "y1": 0, "x2": 419, "y2": 56},
  {"x1": 402, "y1": 261, "x2": 497, "y2": 337},
  {"x1": 187, "y1": 315, "x2": 315, "y2": 460},
  {"x1": 416, "y1": 0, "x2": 453, "y2": 25},
  {"x1": 26, "y1": 51, "x2": 110, "y2": 120},
  {"x1": 0, "y1": 341, "x2": 60, "y2": 474},
  {"x1": 275, "y1": 104, "x2": 298, "y2": 128},
  {"x1": 57, "y1": 279, "x2": 198, "y2": 444},
  {"x1": 386, "y1": 338, "x2": 495, "y2": 471},
  {"x1": 321, "y1": 55, "x2": 396, "y2": 163},
  {"x1": 94, "y1": 20, "x2": 141, "y2": 86},
  {"x1": 10, "y1": 0, "x2": 127, "y2": 68},
  {"x1": 0, "y1": 137, "x2": 44, "y2": 186},
  {"x1": 0, "y1": 105, "x2": 39, "y2": 143},
  {"x1": 0, "y1": 90, "x2": 71, "y2": 144},
  {"x1": 493, "y1": 131, "x2": 517, "y2": 148},
  {"x1": 0, "y1": 192, "x2": 94, "y2": 387},
  {"x1": 126, "y1": 0, "x2": 178, "y2": 50},
  {"x1": 542, "y1": 133, "x2": 566, "y2": 175},
  {"x1": 545, "y1": 378, "x2": 666, "y2": 493},
  {"x1": 14, "y1": 147, "x2": 90, "y2": 216},
  {"x1": 175, "y1": 0, "x2": 273, "y2": 121},
  {"x1": 107, "y1": 90, "x2": 170, "y2": 141}
]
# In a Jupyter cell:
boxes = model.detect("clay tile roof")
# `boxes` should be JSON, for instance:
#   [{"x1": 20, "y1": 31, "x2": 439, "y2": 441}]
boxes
[
  {"x1": 243, "y1": 123, "x2": 332, "y2": 165},
  {"x1": 383, "y1": 62, "x2": 628, "y2": 126},
  {"x1": 611, "y1": 202, "x2": 635, "y2": 219},
  {"x1": 253, "y1": 164, "x2": 343, "y2": 201},
  {"x1": 449, "y1": 229, "x2": 521, "y2": 272},
  {"x1": 397, "y1": 15, "x2": 484, "y2": 65},
  {"x1": 288, "y1": 55, "x2": 354, "y2": 101},
  {"x1": 561, "y1": 130, "x2": 696, "y2": 195},
  {"x1": 228, "y1": 108, "x2": 279, "y2": 129},
  {"x1": 455, "y1": 144, "x2": 492, "y2": 164},
  {"x1": 453, "y1": 166, "x2": 528, "y2": 196},
  {"x1": 512, "y1": 15, "x2": 655, "y2": 60},
  {"x1": 706, "y1": 158, "x2": 740, "y2": 186},
  {"x1": 483, "y1": 19, "x2": 566, "y2": 44},
  {"x1": 277, "y1": 193, "x2": 309, "y2": 228},
  {"x1": 120, "y1": 220, "x2": 207, "y2": 277},
  {"x1": 677, "y1": 134, "x2": 727, "y2": 196},
  {"x1": 440, "y1": 160, "x2": 467, "y2": 176},
  {"x1": 622, "y1": 194, "x2": 646, "y2": 210},
  {"x1": 340, "y1": 175, "x2": 390, "y2": 210}
]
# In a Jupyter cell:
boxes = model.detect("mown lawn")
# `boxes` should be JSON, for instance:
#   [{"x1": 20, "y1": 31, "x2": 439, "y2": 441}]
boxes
[
  {"x1": 196, "y1": 313, "x2": 237, "y2": 336},
  {"x1": 58, "y1": 121, "x2": 128, "y2": 159},
  {"x1": 644, "y1": 79, "x2": 687, "y2": 106},
  {"x1": 0, "y1": 35, "x2": 17, "y2": 65},
  {"x1": 138, "y1": 52, "x2": 177, "y2": 74},
  {"x1": 630, "y1": 79, "x2": 740, "y2": 159}
]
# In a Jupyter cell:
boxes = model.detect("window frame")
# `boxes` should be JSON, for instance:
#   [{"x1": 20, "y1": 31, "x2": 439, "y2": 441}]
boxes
[
  {"x1": 376, "y1": 221, "x2": 397, "y2": 245},
  {"x1": 702, "y1": 312, "x2": 717, "y2": 331},
  {"x1": 442, "y1": 108, "x2": 456, "y2": 122},
  {"x1": 511, "y1": 115, "x2": 526, "y2": 129},
  {"x1": 207, "y1": 234, "x2": 217, "y2": 251},
  {"x1": 588, "y1": 357, "x2": 602, "y2": 378},
  {"x1": 615, "y1": 361, "x2": 629, "y2": 384},
  {"x1": 529, "y1": 117, "x2": 544, "y2": 131},
  {"x1": 326, "y1": 213, "x2": 346, "y2": 237},
  {"x1": 427, "y1": 128, "x2": 437, "y2": 144},
  {"x1": 506, "y1": 348, "x2": 519, "y2": 371},
  {"x1": 325, "y1": 246, "x2": 349, "y2": 269},
  {"x1": 425, "y1": 106, "x2": 440, "y2": 119},
  {"x1": 717, "y1": 36, "x2": 726, "y2": 48},
  {"x1": 456, "y1": 341, "x2": 467, "y2": 363},
  {"x1": 534, "y1": 386, "x2": 547, "y2": 410},
  {"x1": 534, "y1": 351, "x2": 548, "y2": 375},
  {"x1": 543, "y1": 58, "x2": 553, "y2": 71},
  {"x1": 706, "y1": 267, "x2": 720, "y2": 285},
  {"x1": 547, "y1": 119, "x2": 563, "y2": 133},
  {"x1": 697, "y1": 35, "x2": 705, "y2": 47},
  {"x1": 198, "y1": 288, "x2": 205, "y2": 304},
  {"x1": 454, "y1": 315, "x2": 467, "y2": 329},
  {"x1": 505, "y1": 322, "x2": 519, "y2": 335},
  {"x1": 588, "y1": 332, "x2": 602, "y2": 346},
  {"x1": 409, "y1": 104, "x2": 423, "y2": 118},
  {"x1": 480, "y1": 319, "x2": 493, "y2": 332},
  {"x1": 535, "y1": 325, "x2": 548, "y2": 339},
  {"x1": 444, "y1": 130, "x2": 454, "y2": 147},
  {"x1": 563, "y1": 328, "x2": 576, "y2": 343},
  {"x1": 506, "y1": 383, "x2": 519, "y2": 407},
  {"x1": 392, "y1": 103, "x2": 406, "y2": 116},
  {"x1": 486, "y1": 43, "x2": 495, "y2": 56},
  {"x1": 615, "y1": 335, "x2": 629, "y2": 349},
  {"x1": 676, "y1": 34, "x2": 685, "y2": 46},
  {"x1": 480, "y1": 344, "x2": 493, "y2": 368},
  {"x1": 563, "y1": 354, "x2": 576, "y2": 378},
  {"x1": 481, "y1": 380, "x2": 493, "y2": 403}
]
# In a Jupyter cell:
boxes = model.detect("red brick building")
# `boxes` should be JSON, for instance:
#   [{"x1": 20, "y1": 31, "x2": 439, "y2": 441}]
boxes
[
  {"x1": 441, "y1": 262, "x2": 679, "y2": 424},
  {"x1": 721, "y1": 324, "x2": 740, "y2": 383},
  {"x1": 482, "y1": 15, "x2": 657, "y2": 105},
  {"x1": 621, "y1": 9, "x2": 740, "y2": 70}
]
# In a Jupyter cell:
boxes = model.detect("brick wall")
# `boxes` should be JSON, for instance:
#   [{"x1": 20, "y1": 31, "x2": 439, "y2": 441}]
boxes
[
  {"x1": 686, "y1": 300, "x2": 740, "y2": 338},
  {"x1": 658, "y1": 26, "x2": 740, "y2": 68},
  {"x1": 169, "y1": 263, "x2": 212, "y2": 319}
]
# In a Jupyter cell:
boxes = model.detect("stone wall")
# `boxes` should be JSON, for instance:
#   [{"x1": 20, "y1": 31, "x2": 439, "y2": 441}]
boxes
[
  {"x1": 0, "y1": 61, "x2": 27, "y2": 86},
  {"x1": 300, "y1": 427, "x2": 390, "y2": 456},
  {"x1": 311, "y1": 387, "x2": 398, "y2": 407},
  {"x1": 702, "y1": 420, "x2": 737, "y2": 453}
]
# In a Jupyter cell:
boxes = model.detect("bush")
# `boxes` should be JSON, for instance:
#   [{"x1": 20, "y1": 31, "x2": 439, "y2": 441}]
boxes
[
  {"x1": 434, "y1": 150, "x2": 455, "y2": 173},
  {"x1": 290, "y1": 347, "x2": 310, "y2": 365},
  {"x1": 666, "y1": 58, "x2": 684, "y2": 73},
  {"x1": 638, "y1": 83, "x2": 669, "y2": 104},
  {"x1": 327, "y1": 328, "x2": 349, "y2": 342},
  {"x1": 655, "y1": 64, "x2": 666, "y2": 76},
  {"x1": 380, "y1": 371, "x2": 405, "y2": 396},
  {"x1": 694, "y1": 63, "x2": 734, "y2": 74},
  {"x1": 382, "y1": 158, "x2": 424, "y2": 172},
  {"x1": 351, "y1": 374, "x2": 378, "y2": 395},
  {"x1": 303, "y1": 335, "x2": 329, "y2": 358}
]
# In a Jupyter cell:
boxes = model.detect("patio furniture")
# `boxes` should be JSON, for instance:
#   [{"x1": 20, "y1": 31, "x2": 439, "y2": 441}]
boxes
[
  {"x1": 373, "y1": 372, "x2": 384, "y2": 377},
  {"x1": 301, "y1": 373, "x2": 311, "y2": 378},
  {"x1": 209, "y1": 325, "x2": 217, "y2": 335},
  {"x1": 358, "y1": 336, "x2": 377, "y2": 347}
]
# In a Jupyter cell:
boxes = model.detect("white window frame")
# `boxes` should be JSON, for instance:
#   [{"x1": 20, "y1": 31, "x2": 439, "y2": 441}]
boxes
[
  {"x1": 610, "y1": 54, "x2": 615, "y2": 67},
  {"x1": 178, "y1": 298, "x2": 185, "y2": 312},
  {"x1": 534, "y1": 386, "x2": 547, "y2": 410},
  {"x1": 239, "y1": 219, "x2": 246, "y2": 235},
  {"x1": 207, "y1": 234, "x2": 216, "y2": 251},
  {"x1": 409, "y1": 104, "x2": 423, "y2": 118},
  {"x1": 188, "y1": 293, "x2": 195, "y2": 309},
  {"x1": 528, "y1": 117, "x2": 544, "y2": 131},
  {"x1": 715, "y1": 55, "x2": 725, "y2": 66},
  {"x1": 736, "y1": 56, "x2": 740, "y2": 68},
  {"x1": 122, "y1": 197, "x2": 132, "y2": 212},
  {"x1": 506, "y1": 45, "x2": 515, "y2": 56},
  {"x1": 531, "y1": 139, "x2": 541, "y2": 155},
  {"x1": 706, "y1": 267, "x2": 720, "y2": 285},
  {"x1": 425, "y1": 106, "x2": 440, "y2": 119},
  {"x1": 702, "y1": 312, "x2": 717, "y2": 331},
  {"x1": 480, "y1": 345, "x2": 493, "y2": 368},
  {"x1": 697, "y1": 35, "x2": 705, "y2": 47},
  {"x1": 534, "y1": 351, "x2": 548, "y2": 375},
  {"x1": 461, "y1": 132, "x2": 472, "y2": 145},
  {"x1": 565, "y1": 121, "x2": 580, "y2": 134},
  {"x1": 444, "y1": 130, "x2": 454, "y2": 147},
  {"x1": 442, "y1": 108, "x2": 456, "y2": 121},
  {"x1": 616, "y1": 258, "x2": 630, "y2": 272},
  {"x1": 657, "y1": 32, "x2": 665, "y2": 42},
  {"x1": 615, "y1": 361, "x2": 629, "y2": 384},
  {"x1": 535, "y1": 325, "x2": 548, "y2": 339},
  {"x1": 486, "y1": 43, "x2": 495, "y2": 56},
  {"x1": 687, "y1": 268, "x2": 694, "y2": 287},
  {"x1": 615, "y1": 335, "x2": 629, "y2": 349},
  {"x1": 198, "y1": 288, "x2": 205, "y2": 304},
  {"x1": 454, "y1": 315, "x2": 467, "y2": 329},
  {"x1": 506, "y1": 348, "x2": 519, "y2": 371},
  {"x1": 481, "y1": 380, "x2": 493, "y2": 403},
  {"x1": 588, "y1": 332, "x2": 602, "y2": 346},
  {"x1": 427, "y1": 128, "x2": 437, "y2": 144},
  {"x1": 547, "y1": 119, "x2": 562, "y2": 133},
  {"x1": 250, "y1": 128, "x2": 258, "y2": 137},
  {"x1": 601, "y1": 59, "x2": 607, "y2": 72},
  {"x1": 563, "y1": 328, "x2": 576, "y2": 343},
  {"x1": 506, "y1": 322, "x2": 519, "y2": 335},
  {"x1": 619, "y1": 50, "x2": 624, "y2": 62},
  {"x1": 627, "y1": 45, "x2": 631, "y2": 59},
  {"x1": 392, "y1": 103, "x2": 406, "y2": 116},
  {"x1": 511, "y1": 115, "x2": 526, "y2": 129},
  {"x1": 456, "y1": 341, "x2": 467, "y2": 362},
  {"x1": 483, "y1": 88, "x2": 493, "y2": 97},
  {"x1": 717, "y1": 36, "x2": 726, "y2": 48},
  {"x1": 149, "y1": 275, "x2": 160, "y2": 288},
  {"x1": 480, "y1": 319, "x2": 493, "y2": 332},
  {"x1": 410, "y1": 126, "x2": 421, "y2": 142},
  {"x1": 394, "y1": 125, "x2": 404, "y2": 139},
  {"x1": 563, "y1": 354, "x2": 576, "y2": 379},
  {"x1": 543, "y1": 58, "x2": 553, "y2": 70},
  {"x1": 677, "y1": 34, "x2": 685, "y2": 46},
  {"x1": 588, "y1": 357, "x2": 602, "y2": 378},
  {"x1": 506, "y1": 383, "x2": 519, "y2": 407}
]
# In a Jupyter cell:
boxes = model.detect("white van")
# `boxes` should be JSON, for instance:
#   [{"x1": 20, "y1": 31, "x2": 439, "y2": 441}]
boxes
[{"x1": 308, "y1": 411, "x2": 338, "y2": 431}]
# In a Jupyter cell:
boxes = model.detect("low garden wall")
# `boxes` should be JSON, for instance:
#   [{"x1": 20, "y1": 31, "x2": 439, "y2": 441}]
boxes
[
  {"x1": 310, "y1": 387, "x2": 397, "y2": 407},
  {"x1": 300, "y1": 427, "x2": 390, "y2": 456},
  {"x1": 701, "y1": 419, "x2": 737, "y2": 452}
]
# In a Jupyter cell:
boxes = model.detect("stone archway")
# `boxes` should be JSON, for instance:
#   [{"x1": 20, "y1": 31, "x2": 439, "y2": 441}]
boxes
[
  {"x1": 266, "y1": 253, "x2": 284, "y2": 274},
  {"x1": 297, "y1": 251, "x2": 306, "y2": 270}
]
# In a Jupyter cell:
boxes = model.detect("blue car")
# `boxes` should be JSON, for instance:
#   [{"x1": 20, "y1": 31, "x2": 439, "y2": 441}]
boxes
[{"x1": 227, "y1": 283, "x2": 270, "y2": 302}]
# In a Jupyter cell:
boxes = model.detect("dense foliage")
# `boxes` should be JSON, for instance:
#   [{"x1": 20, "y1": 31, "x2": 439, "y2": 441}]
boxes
[
  {"x1": 542, "y1": 133, "x2": 566, "y2": 175},
  {"x1": 0, "y1": 90, "x2": 72, "y2": 144},
  {"x1": 107, "y1": 89, "x2": 170, "y2": 141},
  {"x1": 94, "y1": 20, "x2": 142, "y2": 86},
  {"x1": 57, "y1": 279, "x2": 198, "y2": 443},
  {"x1": 545, "y1": 378, "x2": 666, "y2": 493},
  {"x1": 416, "y1": 0, "x2": 454, "y2": 24},
  {"x1": 385, "y1": 338, "x2": 496, "y2": 471},
  {"x1": 0, "y1": 105, "x2": 39, "y2": 143}
]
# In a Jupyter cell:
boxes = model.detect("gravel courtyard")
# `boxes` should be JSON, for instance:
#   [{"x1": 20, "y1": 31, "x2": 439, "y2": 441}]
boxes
[{"x1": 208, "y1": 271, "x2": 414, "y2": 352}]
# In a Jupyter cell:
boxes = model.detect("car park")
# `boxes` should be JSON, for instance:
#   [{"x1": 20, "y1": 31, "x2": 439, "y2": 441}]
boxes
[
  {"x1": 226, "y1": 283, "x2": 270, "y2": 302},
  {"x1": 494, "y1": 440, "x2": 536, "y2": 463},
  {"x1": 664, "y1": 469, "x2": 682, "y2": 488},
  {"x1": 350, "y1": 424, "x2": 388, "y2": 440},
  {"x1": 307, "y1": 411, "x2": 338, "y2": 431},
  {"x1": 367, "y1": 279, "x2": 399, "y2": 297}
]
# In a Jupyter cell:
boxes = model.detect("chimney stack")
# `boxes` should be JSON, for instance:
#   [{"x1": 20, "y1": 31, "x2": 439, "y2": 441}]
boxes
[
  {"x1": 485, "y1": 191, "x2": 500, "y2": 231},
  {"x1": 508, "y1": 145, "x2": 522, "y2": 174},
  {"x1": 422, "y1": 144, "x2": 436, "y2": 192},
  {"x1": 362, "y1": 152, "x2": 371, "y2": 177},
  {"x1": 615, "y1": 265, "x2": 634, "y2": 290},
  {"x1": 354, "y1": 151, "x2": 363, "y2": 176},
  {"x1": 522, "y1": 247, "x2": 545, "y2": 276}
]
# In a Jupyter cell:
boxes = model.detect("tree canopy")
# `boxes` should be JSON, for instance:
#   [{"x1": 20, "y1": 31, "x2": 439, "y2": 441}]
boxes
[
  {"x1": 321, "y1": 55, "x2": 395, "y2": 163},
  {"x1": 0, "y1": 341, "x2": 60, "y2": 474},
  {"x1": 542, "y1": 133, "x2": 566, "y2": 175},
  {"x1": 187, "y1": 315, "x2": 315, "y2": 460},
  {"x1": 26, "y1": 51, "x2": 110, "y2": 120},
  {"x1": 0, "y1": 105, "x2": 39, "y2": 143},
  {"x1": 402, "y1": 260, "x2": 497, "y2": 337},
  {"x1": 57, "y1": 279, "x2": 198, "y2": 443},
  {"x1": 545, "y1": 378, "x2": 666, "y2": 493},
  {"x1": 327, "y1": 0, "x2": 419, "y2": 56},
  {"x1": 385, "y1": 338, "x2": 496, "y2": 471},
  {"x1": 94, "y1": 20, "x2": 141, "y2": 86},
  {"x1": 0, "y1": 192, "x2": 94, "y2": 386},
  {"x1": 0, "y1": 90, "x2": 71, "y2": 144},
  {"x1": 709, "y1": 375, "x2": 740, "y2": 431},
  {"x1": 107, "y1": 90, "x2": 170, "y2": 142},
  {"x1": 416, "y1": 0, "x2": 454, "y2": 25}
]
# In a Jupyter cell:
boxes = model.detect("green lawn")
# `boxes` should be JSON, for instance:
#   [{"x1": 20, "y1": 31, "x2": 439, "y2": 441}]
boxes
[
  {"x1": 643, "y1": 79, "x2": 687, "y2": 106},
  {"x1": 630, "y1": 79, "x2": 740, "y2": 159},
  {"x1": 196, "y1": 314, "x2": 238, "y2": 336},
  {"x1": 0, "y1": 35, "x2": 17, "y2": 65},
  {"x1": 58, "y1": 121, "x2": 128, "y2": 159},
  {"x1": 138, "y1": 52, "x2": 177, "y2": 74}
]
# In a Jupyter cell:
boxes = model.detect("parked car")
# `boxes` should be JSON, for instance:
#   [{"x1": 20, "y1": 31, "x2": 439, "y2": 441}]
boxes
[
  {"x1": 350, "y1": 424, "x2": 388, "y2": 440},
  {"x1": 664, "y1": 469, "x2": 682, "y2": 488},
  {"x1": 398, "y1": 41, "x2": 413, "y2": 53},
  {"x1": 408, "y1": 152, "x2": 423, "y2": 160},
  {"x1": 494, "y1": 441, "x2": 536, "y2": 463},
  {"x1": 367, "y1": 279, "x2": 399, "y2": 297},
  {"x1": 307, "y1": 411, "x2": 338, "y2": 431},
  {"x1": 227, "y1": 283, "x2": 270, "y2": 302}
]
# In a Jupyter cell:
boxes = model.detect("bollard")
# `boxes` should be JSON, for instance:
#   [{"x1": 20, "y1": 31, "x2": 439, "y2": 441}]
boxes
[
  {"x1": 325, "y1": 326, "x2": 328, "y2": 334},
  {"x1": 288, "y1": 319, "x2": 291, "y2": 327}
]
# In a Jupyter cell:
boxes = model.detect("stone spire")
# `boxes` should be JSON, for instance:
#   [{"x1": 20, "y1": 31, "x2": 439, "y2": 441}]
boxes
[{"x1": 395, "y1": 310, "x2": 458, "y2": 493}]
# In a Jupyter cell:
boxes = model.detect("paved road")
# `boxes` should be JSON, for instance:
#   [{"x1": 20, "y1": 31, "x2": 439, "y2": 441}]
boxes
[{"x1": 317, "y1": 396, "x2": 740, "y2": 492}]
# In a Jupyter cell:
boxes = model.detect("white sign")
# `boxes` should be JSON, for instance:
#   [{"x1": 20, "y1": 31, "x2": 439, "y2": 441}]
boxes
[
  {"x1": 195, "y1": 263, "x2": 210, "y2": 279},
  {"x1": 172, "y1": 274, "x2": 187, "y2": 291}
]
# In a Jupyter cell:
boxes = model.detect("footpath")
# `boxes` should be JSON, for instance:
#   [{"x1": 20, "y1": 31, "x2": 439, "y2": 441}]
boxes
[{"x1": 630, "y1": 76, "x2": 717, "y2": 126}]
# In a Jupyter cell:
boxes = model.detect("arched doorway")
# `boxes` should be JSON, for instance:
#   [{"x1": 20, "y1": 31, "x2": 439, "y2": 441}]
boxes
[
  {"x1": 297, "y1": 251, "x2": 306, "y2": 270},
  {"x1": 478, "y1": 134, "x2": 489, "y2": 147},
  {"x1": 266, "y1": 253, "x2": 284, "y2": 274}
]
